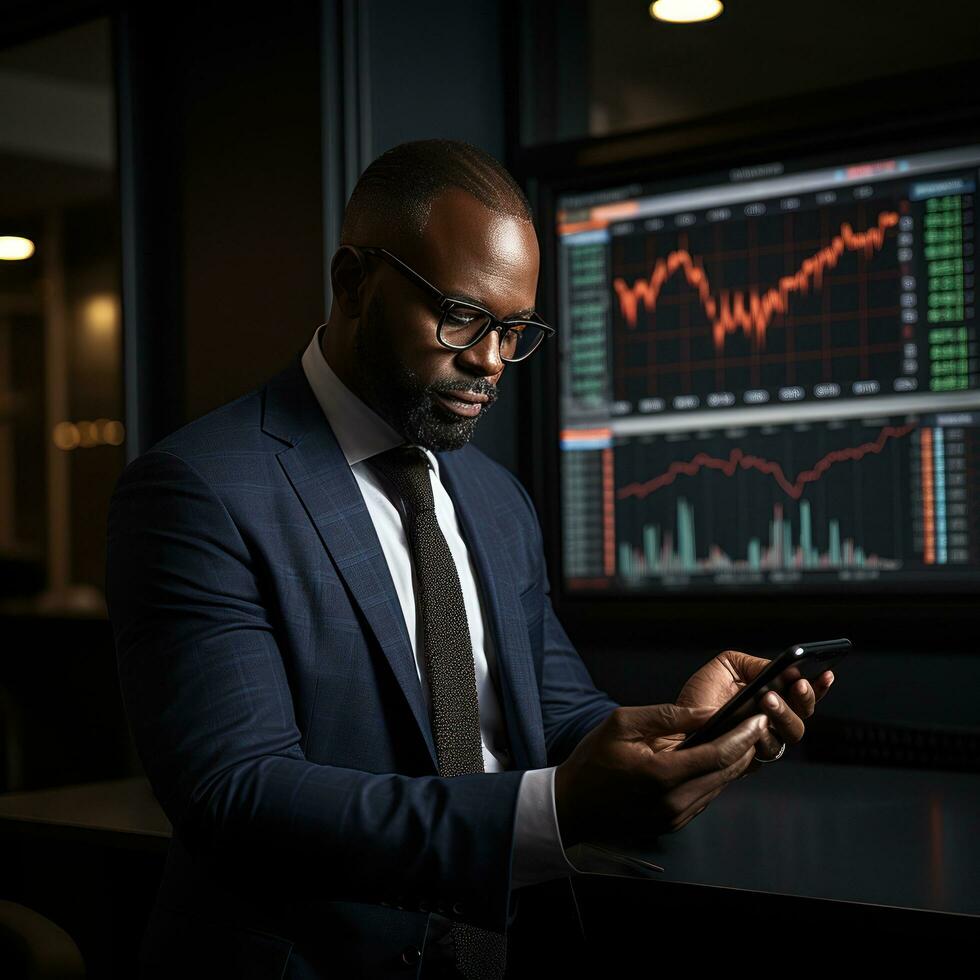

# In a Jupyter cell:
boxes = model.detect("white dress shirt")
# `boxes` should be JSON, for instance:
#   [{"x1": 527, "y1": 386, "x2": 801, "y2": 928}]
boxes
[{"x1": 300, "y1": 322, "x2": 575, "y2": 889}]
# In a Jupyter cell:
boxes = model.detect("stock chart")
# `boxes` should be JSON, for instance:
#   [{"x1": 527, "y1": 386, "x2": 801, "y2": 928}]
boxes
[{"x1": 556, "y1": 143, "x2": 979, "y2": 593}]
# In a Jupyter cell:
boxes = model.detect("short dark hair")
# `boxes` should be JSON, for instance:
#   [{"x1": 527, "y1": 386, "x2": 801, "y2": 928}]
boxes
[{"x1": 339, "y1": 139, "x2": 534, "y2": 247}]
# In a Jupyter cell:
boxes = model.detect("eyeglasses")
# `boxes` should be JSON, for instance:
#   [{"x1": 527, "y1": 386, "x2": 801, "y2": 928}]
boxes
[{"x1": 350, "y1": 244, "x2": 554, "y2": 363}]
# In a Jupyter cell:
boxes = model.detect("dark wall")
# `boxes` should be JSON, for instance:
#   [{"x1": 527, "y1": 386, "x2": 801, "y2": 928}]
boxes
[
  {"x1": 120, "y1": 1, "x2": 325, "y2": 441},
  {"x1": 178, "y1": 7, "x2": 325, "y2": 424}
]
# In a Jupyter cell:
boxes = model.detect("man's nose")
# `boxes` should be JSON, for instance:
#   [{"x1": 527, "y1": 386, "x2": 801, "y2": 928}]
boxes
[{"x1": 456, "y1": 325, "x2": 505, "y2": 375}]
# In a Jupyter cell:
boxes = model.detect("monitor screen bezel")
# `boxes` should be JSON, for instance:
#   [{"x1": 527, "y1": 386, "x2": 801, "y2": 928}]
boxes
[{"x1": 512, "y1": 62, "x2": 980, "y2": 647}]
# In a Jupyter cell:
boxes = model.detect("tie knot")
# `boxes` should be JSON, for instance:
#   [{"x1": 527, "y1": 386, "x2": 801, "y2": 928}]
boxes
[{"x1": 368, "y1": 444, "x2": 435, "y2": 514}]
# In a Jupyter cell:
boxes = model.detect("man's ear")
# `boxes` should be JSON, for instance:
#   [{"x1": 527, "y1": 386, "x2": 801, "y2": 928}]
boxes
[{"x1": 331, "y1": 245, "x2": 369, "y2": 319}]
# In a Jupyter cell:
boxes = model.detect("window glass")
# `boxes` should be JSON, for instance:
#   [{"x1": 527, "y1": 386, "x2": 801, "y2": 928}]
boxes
[{"x1": 0, "y1": 18, "x2": 121, "y2": 615}]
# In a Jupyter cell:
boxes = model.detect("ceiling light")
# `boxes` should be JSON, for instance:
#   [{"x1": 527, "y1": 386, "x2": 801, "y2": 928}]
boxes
[
  {"x1": 650, "y1": 0, "x2": 724, "y2": 24},
  {"x1": 0, "y1": 236, "x2": 35, "y2": 260}
]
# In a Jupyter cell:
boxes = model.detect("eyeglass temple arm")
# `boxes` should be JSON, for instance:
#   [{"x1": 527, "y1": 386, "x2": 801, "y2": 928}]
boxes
[{"x1": 359, "y1": 245, "x2": 555, "y2": 336}]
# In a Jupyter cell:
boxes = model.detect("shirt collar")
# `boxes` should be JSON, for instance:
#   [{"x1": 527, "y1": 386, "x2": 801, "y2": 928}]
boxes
[{"x1": 300, "y1": 322, "x2": 440, "y2": 477}]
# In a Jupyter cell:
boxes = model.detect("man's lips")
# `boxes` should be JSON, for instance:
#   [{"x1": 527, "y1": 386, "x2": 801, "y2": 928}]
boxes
[
  {"x1": 433, "y1": 390, "x2": 489, "y2": 417},
  {"x1": 440, "y1": 389, "x2": 489, "y2": 404}
]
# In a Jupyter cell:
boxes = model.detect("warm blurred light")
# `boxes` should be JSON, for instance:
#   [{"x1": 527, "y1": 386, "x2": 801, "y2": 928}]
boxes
[
  {"x1": 53, "y1": 421, "x2": 80, "y2": 450},
  {"x1": 650, "y1": 0, "x2": 723, "y2": 23},
  {"x1": 103, "y1": 419, "x2": 125, "y2": 445},
  {"x1": 0, "y1": 236, "x2": 35, "y2": 260},
  {"x1": 53, "y1": 418, "x2": 126, "y2": 449},
  {"x1": 82, "y1": 293, "x2": 119, "y2": 340},
  {"x1": 78, "y1": 420, "x2": 99, "y2": 448}
]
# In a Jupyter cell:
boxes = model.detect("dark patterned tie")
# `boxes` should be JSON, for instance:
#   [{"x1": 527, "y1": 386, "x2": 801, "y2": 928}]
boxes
[{"x1": 367, "y1": 444, "x2": 507, "y2": 980}]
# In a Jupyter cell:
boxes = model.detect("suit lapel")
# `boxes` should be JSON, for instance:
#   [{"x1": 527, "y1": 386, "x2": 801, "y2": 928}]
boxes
[
  {"x1": 264, "y1": 354, "x2": 438, "y2": 769},
  {"x1": 436, "y1": 450, "x2": 547, "y2": 771},
  {"x1": 263, "y1": 352, "x2": 546, "y2": 773}
]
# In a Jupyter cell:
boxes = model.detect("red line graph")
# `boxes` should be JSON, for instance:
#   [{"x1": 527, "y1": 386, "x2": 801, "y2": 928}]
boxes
[
  {"x1": 612, "y1": 211, "x2": 900, "y2": 353},
  {"x1": 618, "y1": 423, "x2": 917, "y2": 502}
]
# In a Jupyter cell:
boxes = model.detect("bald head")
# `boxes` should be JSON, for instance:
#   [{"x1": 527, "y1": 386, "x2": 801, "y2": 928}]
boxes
[{"x1": 339, "y1": 138, "x2": 535, "y2": 257}]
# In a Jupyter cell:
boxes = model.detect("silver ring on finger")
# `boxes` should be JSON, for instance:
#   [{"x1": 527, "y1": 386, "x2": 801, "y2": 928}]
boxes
[{"x1": 754, "y1": 727, "x2": 786, "y2": 763}]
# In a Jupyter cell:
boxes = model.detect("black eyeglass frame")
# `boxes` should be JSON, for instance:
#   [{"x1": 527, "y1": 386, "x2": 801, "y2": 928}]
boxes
[{"x1": 350, "y1": 244, "x2": 555, "y2": 363}]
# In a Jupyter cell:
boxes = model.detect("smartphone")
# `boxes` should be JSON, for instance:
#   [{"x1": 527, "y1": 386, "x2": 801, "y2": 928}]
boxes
[{"x1": 675, "y1": 638, "x2": 852, "y2": 750}]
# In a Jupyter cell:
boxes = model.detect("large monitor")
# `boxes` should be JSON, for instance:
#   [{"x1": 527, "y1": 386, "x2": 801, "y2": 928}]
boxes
[{"x1": 551, "y1": 135, "x2": 979, "y2": 599}]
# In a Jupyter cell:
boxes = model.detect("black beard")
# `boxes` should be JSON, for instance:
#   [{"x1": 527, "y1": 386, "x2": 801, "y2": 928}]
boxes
[{"x1": 351, "y1": 289, "x2": 499, "y2": 453}]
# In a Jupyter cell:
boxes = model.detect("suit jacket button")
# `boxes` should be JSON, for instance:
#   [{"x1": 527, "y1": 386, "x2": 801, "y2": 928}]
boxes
[
  {"x1": 400, "y1": 945, "x2": 422, "y2": 965},
  {"x1": 452, "y1": 902, "x2": 465, "y2": 915},
  {"x1": 418, "y1": 900, "x2": 431, "y2": 912}
]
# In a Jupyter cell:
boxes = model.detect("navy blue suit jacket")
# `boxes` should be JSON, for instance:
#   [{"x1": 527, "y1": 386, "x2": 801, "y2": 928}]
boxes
[{"x1": 105, "y1": 351, "x2": 618, "y2": 977}]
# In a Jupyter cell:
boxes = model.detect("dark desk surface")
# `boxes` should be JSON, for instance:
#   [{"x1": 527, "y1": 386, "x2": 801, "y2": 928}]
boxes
[
  {"x1": 0, "y1": 777, "x2": 170, "y2": 852},
  {"x1": 628, "y1": 759, "x2": 980, "y2": 918},
  {"x1": 0, "y1": 763, "x2": 976, "y2": 918}
]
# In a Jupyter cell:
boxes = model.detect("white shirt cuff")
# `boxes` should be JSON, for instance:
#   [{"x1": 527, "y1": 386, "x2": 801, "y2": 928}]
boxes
[
  {"x1": 510, "y1": 767, "x2": 667, "y2": 888},
  {"x1": 510, "y1": 766, "x2": 578, "y2": 890}
]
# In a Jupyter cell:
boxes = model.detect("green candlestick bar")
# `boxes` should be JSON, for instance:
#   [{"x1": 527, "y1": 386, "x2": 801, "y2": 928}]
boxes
[
  {"x1": 643, "y1": 524, "x2": 659, "y2": 571},
  {"x1": 800, "y1": 500, "x2": 813, "y2": 567},
  {"x1": 619, "y1": 540, "x2": 632, "y2": 576},
  {"x1": 829, "y1": 518, "x2": 841, "y2": 565},
  {"x1": 678, "y1": 498, "x2": 696, "y2": 572}
]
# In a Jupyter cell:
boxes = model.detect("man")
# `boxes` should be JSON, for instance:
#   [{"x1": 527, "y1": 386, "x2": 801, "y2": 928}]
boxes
[{"x1": 105, "y1": 138, "x2": 833, "y2": 979}]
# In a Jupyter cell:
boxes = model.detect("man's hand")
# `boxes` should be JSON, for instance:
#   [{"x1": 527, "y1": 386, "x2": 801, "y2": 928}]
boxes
[
  {"x1": 554, "y1": 704, "x2": 769, "y2": 850},
  {"x1": 553, "y1": 651, "x2": 838, "y2": 850},
  {"x1": 675, "y1": 649, "x2": 835, "y2": 774}
]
